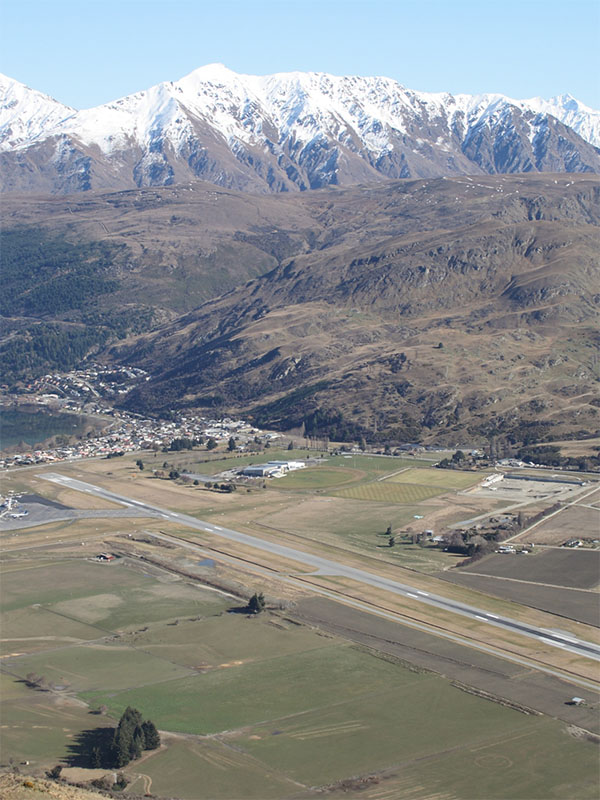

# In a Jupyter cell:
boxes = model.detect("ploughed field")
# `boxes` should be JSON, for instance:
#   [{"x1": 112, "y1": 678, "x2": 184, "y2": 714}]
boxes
[
  {"x1": 438, "y1": 548, "x2": 600, "y2": 626},
  {"x1": 454, "y1": 549, "x2": 600, "y2": 589},
  {"x1": 439, "y1": 571, "x2": 600, "y2": 627}
]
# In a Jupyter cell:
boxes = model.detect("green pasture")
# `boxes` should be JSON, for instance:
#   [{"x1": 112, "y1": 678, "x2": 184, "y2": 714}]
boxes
[
  {"x1": 81, "y1": 644, "x2": 408, "y2": 735},
  {"x1": 0, "y1": 672, "x2": 33, "y2": 701},
  {"x1": 0, "y1": 606, "x2": 104, "y2": 654},
  {"x1": 0, "y1": 559, "x2": 147, "y2": 613},
  {"x1": 0, "y1": 675, "x2": 115, "y2": 765},
  {"x1": 1, "y1": 557, "x2": 229, "y2": 629},
  {"x1": 322, "y1": 454, "x2": 430, "y2": 471},
  {"x1": 125, "y1": 739, "x2": 295, "y2": 800},
  {"x1": 7, "y1": 643, "x2": 193, "y2": 692},
  {"x1": 333, "y1": 481, "x2": 442, "y2": 504},
  {"x1": 395, "y1": 717, "x2": 600, "y2": 800},
  {"x1": 237, "y1": 674, "x2": 535, "y2": 786},
  {"x1": 128, "y1": 613, "x2": 331, "y2": 669},
  {"x1": 385, "y1": 467, "x2": 482, "y2": 489}
]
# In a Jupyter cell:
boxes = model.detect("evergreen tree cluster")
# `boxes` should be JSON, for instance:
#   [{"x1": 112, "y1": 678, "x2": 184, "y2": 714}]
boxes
[
  {"x1": 113, "y1": 707, "x2": 160, "y2": 767},
  {"x1": 88, "y1": 707, "x2": 160, "y2": 769},
  {"x1": 0, "y1": 228, "x2": 157, "y2": 382}
]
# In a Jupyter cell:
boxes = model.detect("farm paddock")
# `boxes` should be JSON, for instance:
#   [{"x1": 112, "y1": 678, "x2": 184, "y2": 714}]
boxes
[
  {"x1": 438, "y1": 571, "x2": 599, "y2": 626},
  {"x1": 454, "y1": 549, "x2": 600, "y2": 589}
]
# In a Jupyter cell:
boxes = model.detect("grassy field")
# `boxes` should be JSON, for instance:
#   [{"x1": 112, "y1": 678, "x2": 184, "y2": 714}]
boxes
[
  {"x1": 125, "y1": 738, "x2": 297, "y2": 799},
  {"x1": 385, "y1": 466, "x2": 482, "y2": 489},
  {"x1": 2, "y1": 466, "x2": 599, "y2": 800},
  {"x1": 333, "y1": 481, "x2": 443, "y2": 503},
  {"x1": 1, "y1": 606, "x2": 105, "y2": 654},
  {"x1": 0, "y1": 558, "x2": 228, "y2": 626},
  {"x1": 277, "y1": 466, "x2": 359, "y2": 490},
  {"x1": 236, "y1": 675, "x2": 537, "y2": 786},
  {"x1": 0, "y1": 675, "x2": 116, "y2": 766},
  {"x1": 256, "y1": 496, "x2": 457, "y2": 571},
  {"x1": 9, "y1": 644, "x2": 194, "y2": 692},
  {"x1": 1, "y1": 537, "x2": 599, "y2": 800},
  {"x1": 81, "y1": 643, "x2": 398, "y2": 734}
]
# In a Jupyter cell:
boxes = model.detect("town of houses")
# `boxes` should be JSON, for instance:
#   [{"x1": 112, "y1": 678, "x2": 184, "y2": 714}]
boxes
[{"x1": 1, "y1": 364, "x2": 281, "y2": 469}]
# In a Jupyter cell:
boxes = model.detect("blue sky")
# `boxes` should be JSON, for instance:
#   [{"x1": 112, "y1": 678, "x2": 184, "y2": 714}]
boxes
[{"x1": 3, "y1": 0, "x2": 599, "y2": 109}]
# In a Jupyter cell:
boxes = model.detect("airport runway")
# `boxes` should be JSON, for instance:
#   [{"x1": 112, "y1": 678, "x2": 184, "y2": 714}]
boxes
[{"x1": 40, "y1": 472, "x2": 600, "y2": 663}]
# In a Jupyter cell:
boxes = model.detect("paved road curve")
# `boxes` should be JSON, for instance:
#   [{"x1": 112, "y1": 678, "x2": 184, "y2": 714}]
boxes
[{"x1": 40, "y1": 472, "x2": 600, "y2": 662}]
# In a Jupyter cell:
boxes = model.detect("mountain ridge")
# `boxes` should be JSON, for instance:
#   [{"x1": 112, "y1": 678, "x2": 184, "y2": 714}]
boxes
[
  {"x1": 105, "y1": 173, "x2": 600, "y2": 444},
  {"x1": 2, "y1": 67, "x2": 599, "y2": 194}
]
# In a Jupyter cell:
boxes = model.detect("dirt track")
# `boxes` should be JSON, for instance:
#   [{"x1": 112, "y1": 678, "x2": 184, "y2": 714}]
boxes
[{"x1": 290, "y1": 596, "x2": 600, "y2": 733}]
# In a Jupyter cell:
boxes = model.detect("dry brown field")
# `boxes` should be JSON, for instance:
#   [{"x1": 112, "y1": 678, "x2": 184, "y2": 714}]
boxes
[
  {"x1": 542, "y1": 437, "x2": 600, "y2": 457},
  {"x1": 516, "y1": 504, "x2": 600, "y2": 545},
  {"x1": 439, "y1": 572, "x2": 599, "y2": 626},
  {"x1": 458, "y1": 549, "x2": 600, "y2": 589},
  {"x1": 296, "y1": 572, "x2": 600, "y2": 682}
]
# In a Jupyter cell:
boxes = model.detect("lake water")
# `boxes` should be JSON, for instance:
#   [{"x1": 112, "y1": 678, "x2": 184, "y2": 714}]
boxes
[{"x1": 0, "y1": 406, "x2": 96, "y2": 450}]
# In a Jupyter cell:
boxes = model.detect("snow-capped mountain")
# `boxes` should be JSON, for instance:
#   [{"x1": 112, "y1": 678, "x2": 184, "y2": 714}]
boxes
[
  {"x1": 1, "y1": 65, "x2": 599, "y2": 194},
  {"x1": 525, "y1": 94, "x2": 600, "y2": 149},
  {"x1": 0, "y1": 74, "x2": 74, "y2": 150}
]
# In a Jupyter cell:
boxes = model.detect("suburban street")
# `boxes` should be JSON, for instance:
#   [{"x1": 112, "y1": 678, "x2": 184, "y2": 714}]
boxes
[{"x1": 41, "y1": 472, "x2": 600, "y2": 663}]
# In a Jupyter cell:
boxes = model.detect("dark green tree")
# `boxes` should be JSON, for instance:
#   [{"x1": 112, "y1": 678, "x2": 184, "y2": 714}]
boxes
[
  {"x1": 91, "y1": 746, "x2": 102, "y2": 768},
  {"x1": 228, "y1": 437, "x2": 236, "y2": 451},
  {"x1": 112, "y1": 731, "x2": 130, "y2": 768},
  {"x1": 129, "y1": 728, "x2": 144, "y2": 760},
  {"x1": 247, "y1": 592, "x2": 266, "y2": 614},
  {"x1": 112, "y1": 706, "x2": 143, "y2": 767},
  {"x1": 206, "y1": 438, "x2": 218, "y2": 450},
  {"x1": 141, "y1": 720, "x2": 160, "y2": 750},
  {"x1": 287, "y1": 440, "x2": 294, "y2": 451}
]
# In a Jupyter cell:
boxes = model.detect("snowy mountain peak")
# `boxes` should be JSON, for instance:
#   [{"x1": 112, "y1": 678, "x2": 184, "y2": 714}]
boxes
[
  {"x1": 1, "y1": 66, "x2": 599, "y2": 195},
  {"x1": 0, "y1": 74, "x2": 75, "y2": 150},
  {"x1": 181, "y1": 62, "x2": 239, "y2": 82}
]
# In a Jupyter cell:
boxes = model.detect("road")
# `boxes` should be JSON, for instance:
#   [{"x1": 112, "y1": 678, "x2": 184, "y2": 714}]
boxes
[{"x1": 40, "y1": 472, "x2": 600, "y2": 663}]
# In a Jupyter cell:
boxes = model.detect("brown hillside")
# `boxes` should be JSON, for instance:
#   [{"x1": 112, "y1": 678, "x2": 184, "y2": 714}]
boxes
[{"x1": 107, "y1": 174, "x2": 600, "y2": 444}]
